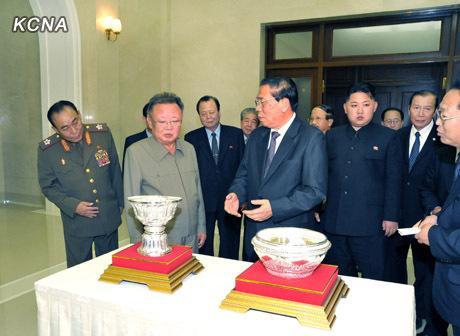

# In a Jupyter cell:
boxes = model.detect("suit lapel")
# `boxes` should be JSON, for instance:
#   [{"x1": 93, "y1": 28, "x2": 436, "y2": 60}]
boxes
[
  {"x1": 256, "y1": 128, "x2": 270, "y2": 185},
  {"x1": 442, "y1": 176, "x2": 460, "y2": 210},
  {"x1": 413, "y1": 126, "x2": 437, "y2": 169},
  {"x1": 198, "y1": 128, "x2": 214, "y2": 165},
  {"x1": 261, "y1": 118, "x2": 300, "y2": 184},
  {"x1": 218, "y1": 126, "x2": 229, "y2": 166}
]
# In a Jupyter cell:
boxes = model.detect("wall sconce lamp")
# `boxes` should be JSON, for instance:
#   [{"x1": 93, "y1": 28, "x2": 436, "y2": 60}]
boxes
[{"x1": 103, "y1": 16, "x2": 122, "y2": 41}]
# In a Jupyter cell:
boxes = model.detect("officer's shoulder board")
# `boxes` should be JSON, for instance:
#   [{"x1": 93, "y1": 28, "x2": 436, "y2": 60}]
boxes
[
  {"x1": 84, "y1": 123, "x2": 109, "y2": 133},
  {"x1": 39, "y1": 133, "x2": 61, "y2": 151}
]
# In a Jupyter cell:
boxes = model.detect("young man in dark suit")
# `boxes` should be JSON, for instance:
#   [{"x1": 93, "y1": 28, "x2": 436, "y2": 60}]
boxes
[
  {"x1": 322, "y1": 82, "x2": 402, "y2": 281},
  {"x1": 225, "y1": 77, "x2": 327, "y2": 262},
  {"x1": 416, "y1": 86, "x2": 460, "y2": 336},
  {"x1": 185, "y1": 96, "x2": 244, "y2": 260}
]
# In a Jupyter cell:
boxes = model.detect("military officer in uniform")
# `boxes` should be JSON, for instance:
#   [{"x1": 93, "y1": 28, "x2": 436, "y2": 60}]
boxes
[{"x1": 37, "y1": 100, "x2": 123, "y2": 267}]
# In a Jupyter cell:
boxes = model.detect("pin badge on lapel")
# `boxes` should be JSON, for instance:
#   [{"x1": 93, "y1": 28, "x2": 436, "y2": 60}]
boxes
[
  {"x1": 229, "y1": 145, "x2": 234, "y2": 149},
  {"x1": 95, "y1": 146, "x2": 110, "y2": 167},
  {"x1": 373, "y1": 146, "x2": 379, "y2": 151}
]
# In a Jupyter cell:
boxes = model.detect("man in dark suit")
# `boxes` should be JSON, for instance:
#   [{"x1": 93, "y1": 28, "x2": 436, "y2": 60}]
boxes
[
  {"x1": 322, "y1": 82, "x2": 402, "y2": 281},
  {"x1": 384, "y1": 91, "x2": 441, "y2": 334},
  {"x1": 122, "y1": 103, "x2": 151, "y2": 171},
  {"x1": 185, "y1": 96, "x2": 244, "y2": 259},
  {"x1": 225, "y1": 77, "x2": 327, "y2": 262},
  {"x1": 37, "y1": 101, "x2": 123, "y2": 267},
  {"x1": 416, "y1": 86, "x2": 460, "y2": 336}
]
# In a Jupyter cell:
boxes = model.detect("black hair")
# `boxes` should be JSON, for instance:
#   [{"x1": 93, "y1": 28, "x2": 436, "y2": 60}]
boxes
[
  {"x1": 313, "y1": 104, "x2": 334, "y2": 120},
  {"x1": 142, "y1": 103, "x2": 150, "y2": 118},
  {"x1": 260, "y1": 77, "x2": 298, "y2": 112},
  {"x1": 147, "y1": 92, "x2": 184, "y2": 115},
  {"x1": 346, "y1": 82, "x2": 376, "y2": 101},
  {"x1": 196, "y1": 95, "x2": 220, "y2": 113},
  {"x1": 381, "y1": 107, "x2": 404, "y2": 121},
  {"x1": 47, "y1": 100, "x2": 78, "y2": 128},
  {"x1": 408, "y1": 90, "x2": 438, "y2": 109}
]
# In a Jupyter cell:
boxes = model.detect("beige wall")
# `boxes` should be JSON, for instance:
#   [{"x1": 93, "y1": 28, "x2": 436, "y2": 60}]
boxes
[
  {"x1": 168, "y1": 0, "x2": 460, "y2": 132},
  {"x1": 74, "y1": 0, "x2": 459, "y2": 151},
  {"x1": 0, "y1": 0, "x2": 42, "y2": 205}
]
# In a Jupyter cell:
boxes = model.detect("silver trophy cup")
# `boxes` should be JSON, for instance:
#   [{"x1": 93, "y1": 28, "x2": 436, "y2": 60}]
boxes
[{"x1": 128, "y1": 195, "x2": 182, "y2": 257}]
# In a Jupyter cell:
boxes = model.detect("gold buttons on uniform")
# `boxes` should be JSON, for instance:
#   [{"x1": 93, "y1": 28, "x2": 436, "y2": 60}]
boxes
[
  {"x1": 92, "y1": 189, "x2": 97, "y2": 194},
  {"x1": 89, "y1": 178, "x2": 95, "y2": 183},
  {"x1": 95, "y1": 199, "x2": 99, "y2": 203},
  {"x1": 85, "y1": 168, "x2": 91, "y2": 173}
]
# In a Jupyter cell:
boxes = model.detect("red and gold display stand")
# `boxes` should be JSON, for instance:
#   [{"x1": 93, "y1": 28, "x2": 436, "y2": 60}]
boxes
[
  {"x1": 99, "y1": 243, "x2": 203, "y2": 293},
  {"x1": 220, "y1": 261, "x2": 349, "y2": 330}
]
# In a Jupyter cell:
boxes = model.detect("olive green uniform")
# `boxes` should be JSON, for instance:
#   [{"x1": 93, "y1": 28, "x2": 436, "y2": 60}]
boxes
[{"x1": 37, "y1": 123, "x2": 123, "y2": 267}]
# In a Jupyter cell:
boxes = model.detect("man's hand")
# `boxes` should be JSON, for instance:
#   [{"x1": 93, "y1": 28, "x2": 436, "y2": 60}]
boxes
[
  {"x1": 197, "y1": 232, "x2": 206, "y2": 249},
  {"x1": 415, "y1": 215, "x2": 437, "y2": 246},
  {"x1": 224, "y1": 193, "x2": 241, "y2": 217},
  {"x1": 431, "y1": 206, "x2": 442, "y2": 215},
  {"x1": 243, "y1": 199, "x2": 273, "y2": 222},
  {"x1": 382, "y1": 220, "x2": 398, "y2": 237},
  {"x1": 75, "y1": 201, "x2": 99, "y2": 218}
]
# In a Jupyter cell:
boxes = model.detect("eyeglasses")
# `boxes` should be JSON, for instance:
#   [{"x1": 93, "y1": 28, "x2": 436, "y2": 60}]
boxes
[
  {"x1": 255, "y1": 97, "x2": 277, "y2": 107},
  {"x1": 154, "y1": 120, "x2": 181, "y2": 127},
  {"x1": 383, "y1": 119, "x2": 402, "y2": 126},
  {"x1": 436, "y1": 109, "x2": 460, "y2": 123}
]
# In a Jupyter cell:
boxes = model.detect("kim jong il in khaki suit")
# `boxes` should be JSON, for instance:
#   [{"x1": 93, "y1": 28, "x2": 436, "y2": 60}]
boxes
[{"x1": 124, "y1": 92, "x2": 206, "y2": 252}]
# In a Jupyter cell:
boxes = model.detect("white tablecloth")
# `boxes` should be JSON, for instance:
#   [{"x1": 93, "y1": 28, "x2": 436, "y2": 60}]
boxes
[{"x1": 35, "y1": 247, "x2": 415, "y2": 336}]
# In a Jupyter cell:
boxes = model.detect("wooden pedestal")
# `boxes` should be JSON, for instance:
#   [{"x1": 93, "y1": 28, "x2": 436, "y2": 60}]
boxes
[
  {"x1": 99, "y1": 256, "x2": 203, "y2": 293},
  {"x1": 220, "y1": 278, "x2": 349, "y2": 330}
]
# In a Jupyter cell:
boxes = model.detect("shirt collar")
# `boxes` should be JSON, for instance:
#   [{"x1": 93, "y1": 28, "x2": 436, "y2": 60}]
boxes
[
  {"x1": 205, "y1": 124, "x2": 221, "y2": 139},
  {"x1": 346, "y1": 122, "x2": 374, "y2": 139},
  {"x1": 410, "y1": 120, "x2": 433, "y2": 137},
  {"x1": 150, "y1": 137, "x2": 183, "y2": 161},
  {"x1": 272, "y1": 113, "x2": 295, "y2": 136}
]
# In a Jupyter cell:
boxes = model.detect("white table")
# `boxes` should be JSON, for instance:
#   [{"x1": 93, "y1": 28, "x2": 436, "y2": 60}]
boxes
[{"x1": 35, "y1": 247, "x2": 415, "y2": 336}]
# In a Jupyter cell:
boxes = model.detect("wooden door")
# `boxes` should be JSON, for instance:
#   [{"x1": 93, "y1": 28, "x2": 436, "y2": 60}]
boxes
[
  {"x1": 324, "y1": 63, "x2": 447, "y2": 127},
  {"x1": 266, "y1": 68, "x2": 318, "y2": 121}
]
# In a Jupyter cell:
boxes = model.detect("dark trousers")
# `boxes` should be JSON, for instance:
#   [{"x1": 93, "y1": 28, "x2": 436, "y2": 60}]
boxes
[
  {"x1": 384, "y1": 234, "x2": 445, "y2": 334},
  {"x1": 241, "y1": 216, "x2": 255, "y2": 262},
  {"x1": 324, "y1": 233, "x2": 386, "y2": 281},
  {"x1": 199, "y1": 209, "x2": 241, "y2": 260},
  {"x1": 64, "y1": 229, "x2": 118, "y2": 267},
  {"x1": 453, "y1": 325, "x2": 460, "y2": 336}
]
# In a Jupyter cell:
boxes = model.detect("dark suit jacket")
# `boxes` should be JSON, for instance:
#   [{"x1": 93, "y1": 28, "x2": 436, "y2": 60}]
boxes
[
  {"x1": 429, "y1": 175, "x2": 460, "y2": 326},
  {"x1": 185, "y1": 125, "x2": 244, "y2": 212},
  {"x1": 122, "y1": 130, "x2": 148, "y2": 172},
  {"x1": 229, "y1": 116, "x2": 327, "y2": 238},
  {"x1": 420, "y1": 145, "x2": 457, "y2": 215},
  {"x1": 399, "y1": 125, "x2": 443, "y2": 228},
  {"x1": 322, "y1": 123, "x2": 402, "y2": 236}
]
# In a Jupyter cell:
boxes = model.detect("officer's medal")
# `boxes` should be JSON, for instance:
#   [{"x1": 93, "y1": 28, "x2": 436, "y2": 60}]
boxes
[{"x1": 95, "y1": 146, "x2": 110, "y2": 167}]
